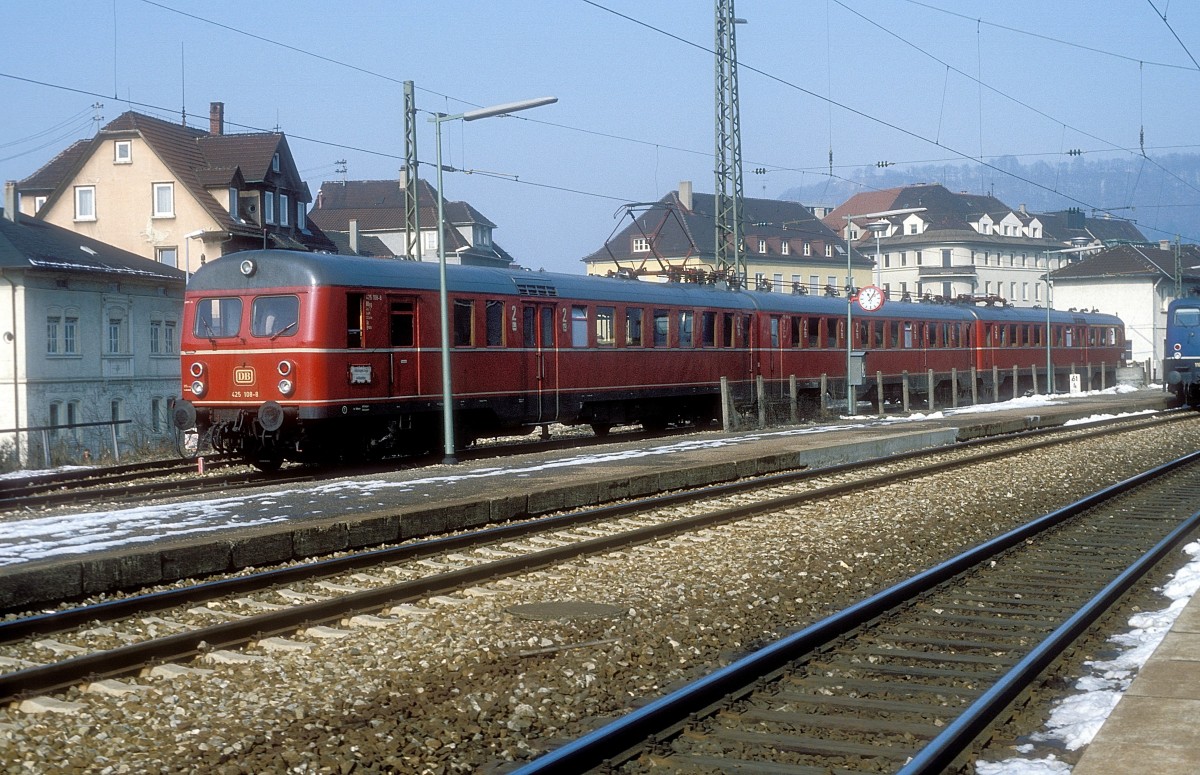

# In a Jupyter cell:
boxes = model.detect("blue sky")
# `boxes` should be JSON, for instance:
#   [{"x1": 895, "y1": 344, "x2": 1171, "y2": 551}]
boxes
[{"x1": 2, "y1": 1, "x2": 1198, "y2": 273}]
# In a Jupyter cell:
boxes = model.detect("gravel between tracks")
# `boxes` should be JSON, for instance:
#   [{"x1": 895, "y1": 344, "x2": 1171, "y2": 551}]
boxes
[{"x1": 2, "y1": 421, "x2": 1198, "y2": 774}]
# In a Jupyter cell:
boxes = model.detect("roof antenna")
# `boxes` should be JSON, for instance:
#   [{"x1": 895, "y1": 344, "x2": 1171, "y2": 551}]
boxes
[{"x1": 180, "y1": 42, "x2": 187, "y2": 127}]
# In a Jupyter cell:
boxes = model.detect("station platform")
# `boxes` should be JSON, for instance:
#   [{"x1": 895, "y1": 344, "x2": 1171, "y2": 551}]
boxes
[{"x1": 1071, "y1": 574, "x2": 1200, "y2": 775}]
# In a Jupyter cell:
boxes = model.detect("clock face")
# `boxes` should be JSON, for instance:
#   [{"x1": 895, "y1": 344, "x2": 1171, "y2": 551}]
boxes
[{"x1": 857, "y1": 285, "x2": 885, "y2": 312}]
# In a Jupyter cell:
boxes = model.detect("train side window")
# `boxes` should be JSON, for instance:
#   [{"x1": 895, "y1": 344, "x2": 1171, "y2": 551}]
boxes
[
  {"x1": 540, "y1": 306, "x2": 555, "y2": 348},
  {"x1": 251, "y1": 295, "x2": 299, "y2": 339},
  {"x1": 825, "y1": 317, "x2": 838, "y2": 348},
  {"x1": 805, "y1": 317, "x2": 818, "y2": 348},
  {"x1": 724, "y1": 314, "x2": 736, "y2": 348},
  {"x1": 653, "y1": 309, "x2": 669, "y2": 347},
  {"x1": 1065, "y1": 327, "x2": 1074, "y2": 347},
  {"x1": 485, "y1": 300, "x2": 504, "y2": 347},
  {"x1": 571, "y1": 305, "x2": 589, "y2": 347},
  {"x1": 346, "y1": 293, "x2": 364, "y2": 348},
  {"x1": 626, "y1": 308, "x2": 644, "y2": 346},
  {"x1": 453, "y1": 299, "x2": 474, "y2": 346},
  {"x1": 390, "y1": 301, "x2": 414, "y2": 347},
  {"x1": 903, "y1": 322, "x2": 913, "y2": 348},
  {"x1": 678, "y1": 310, "x2": 694, "y2": 347},
  {"x1": 595, "y1": 306, "x2": 615, "y2": 347},
  {"x1": 194, "y1": 297, "x2": 242, "y2": 338},
  {"x1": 702, "y1": 311, "x2": 718, "y2": 347},
  {"x1": 769, "y1": 316, "x2": 780, "y2": 348},
  {"x1": 1175, "y1": 306, "x2": 1200, "y2": 326}
]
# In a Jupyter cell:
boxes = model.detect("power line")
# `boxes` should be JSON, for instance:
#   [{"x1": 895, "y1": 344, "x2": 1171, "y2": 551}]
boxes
[{"x1": 1146, "y1": 0, "x2": 1200, "y2": 71}]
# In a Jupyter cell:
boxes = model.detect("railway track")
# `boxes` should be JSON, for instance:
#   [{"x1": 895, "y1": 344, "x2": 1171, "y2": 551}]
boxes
[
  {"x1": 0, "y1": 414, "x2": 1187, "y2": 712},
  {"x1": 512, "y1": 452, "x2": 1200, "y2": 774}
]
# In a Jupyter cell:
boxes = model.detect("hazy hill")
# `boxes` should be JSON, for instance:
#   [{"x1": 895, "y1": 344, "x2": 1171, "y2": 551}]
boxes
[{"x1": 780, "y1": 154, "x2": 1200, "y2": 244}]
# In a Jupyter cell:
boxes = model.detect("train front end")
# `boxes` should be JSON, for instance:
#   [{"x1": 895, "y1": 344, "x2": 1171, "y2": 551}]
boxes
[
  {"x1": 1165, "y1": 297, "x2": 1200, "y2": 406},
  {"x1": 173, "y1": 253, "x2": 312, "y2": 470}
]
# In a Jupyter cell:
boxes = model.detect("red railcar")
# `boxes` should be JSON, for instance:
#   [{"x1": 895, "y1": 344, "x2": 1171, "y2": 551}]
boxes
[{"x1": 173, "y1": 251, "x2": 1125, "y2": 468}]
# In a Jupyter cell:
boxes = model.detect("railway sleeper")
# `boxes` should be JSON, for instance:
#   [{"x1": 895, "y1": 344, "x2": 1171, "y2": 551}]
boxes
[{"x1": 723, "y1": 708, "x2": 940, "y2": 739}]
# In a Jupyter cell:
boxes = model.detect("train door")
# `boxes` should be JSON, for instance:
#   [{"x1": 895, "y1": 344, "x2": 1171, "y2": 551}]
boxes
[
  {"x1": 521, "y1": 302, "x2": 559, "y2": 423},
  {"x1": 387, "y1": 295, "x2": 418, "y2": 397}
]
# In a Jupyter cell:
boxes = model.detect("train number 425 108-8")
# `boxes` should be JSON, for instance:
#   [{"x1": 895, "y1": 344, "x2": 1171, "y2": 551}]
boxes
[{"x1": 230, "y1": 391, "x2": 260, "y2": 399}]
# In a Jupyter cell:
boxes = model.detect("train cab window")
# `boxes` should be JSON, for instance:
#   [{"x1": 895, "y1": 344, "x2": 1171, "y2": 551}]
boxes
[
  {"x1": 702, "y1": 311, "x2": 718, "y2": 347},
  {"x1": 678, "y1": 310, "x2": 695, "y2": 347},
  {"x1": 485, "y1": 300, "x2": 504, "y2": 347},
  {"x1": 626, "y1": 308, "x2": 644, "y2": 346},
  {"x1": 194, "y1": 297, "x2": 242, "y2": 338},
  {"x1": 1174, "y1": 306, "x2": 1200, "y2": 327},
  {"x1": 391, "y1": 302, "x2": 415, "y2": 347},
  {"x1": 652, "y1": 309, "x2": 669, "y2": 347},
  {"x1": 251, "y1": 295, "x2": 299, "y2": 339},
  {"x1": 453, "y1": 299, "x2": 474, "y2": 346},
  {"x1": 724, "y1": 314, "x2": 736, "y2": 347},
  {"x1": 595, "y1": 306, "x2": 615, "y2": 347},
  {"x1": 571, "y1": 305, "x2": 588, "y2": 347}
]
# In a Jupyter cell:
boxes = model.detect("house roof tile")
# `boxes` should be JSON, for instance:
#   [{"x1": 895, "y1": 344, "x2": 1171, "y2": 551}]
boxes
[{"x1": 0, "y1": 210, "x2": 185, "y2": 280}]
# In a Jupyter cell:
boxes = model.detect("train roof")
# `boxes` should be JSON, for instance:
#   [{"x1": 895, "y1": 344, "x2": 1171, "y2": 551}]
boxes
[{"x1": 187, "y1": 250, "x2": 1121, "y2": 325}]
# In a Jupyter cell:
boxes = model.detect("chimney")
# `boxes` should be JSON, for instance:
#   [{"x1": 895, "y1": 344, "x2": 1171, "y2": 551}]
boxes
[
  {"x1": 209, "y1": 102, "x2": 225, "y2": 136},
  {"x1": 3, "y1": 181, "x2": 16, "y2": 223},
  {"x1": 1019, "y1": 203, "x2": 1027, "y2": 215},
  {"x1": 678, "y1": 180, "x2": 692, "y2": 211},
  {"x1": 1160, "y1": 239, "x2": 1171, "y2": 251},
  {"x1": 349, "y1": 219, "x2": 359, "y2": 255}
]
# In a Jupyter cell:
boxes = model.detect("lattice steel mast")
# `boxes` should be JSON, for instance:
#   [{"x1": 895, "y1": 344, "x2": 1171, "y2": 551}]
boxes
[
  {"x1": 714, "y1": 0, "x2": 745, "y2": 285},
  {"x1": 403, "y1": 80, "x2": 421, "y2": 261}
]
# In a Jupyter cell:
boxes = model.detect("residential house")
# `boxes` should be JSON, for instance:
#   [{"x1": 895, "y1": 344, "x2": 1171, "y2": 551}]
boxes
[
  {"x1": 1050, "y1": 241, "x2": 1200, "y2": 379},
  {"x1": 17, "y1": 102, "x2": 333, "y2": 274},
  {"x1": 308, "y1": 179, "x2": 515, "y2": 267},
  {"x1": 584, "y1": 181, "x2": 866, "y2": 294},
  {"x1": 1, "y1": 183, "x2": 186, "y2": 468},
  {"x1": 822, "y1": 184, "x2": 1146, "y2": 306}
]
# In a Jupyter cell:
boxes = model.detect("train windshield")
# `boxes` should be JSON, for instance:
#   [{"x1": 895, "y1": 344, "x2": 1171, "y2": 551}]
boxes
[
  {"x1": 251, "y1": 295, "x2": 300, "y2": 339},
  {"x1": 1174, "y1": 306, "x2": 1200, "y2": 328},
  {"x1": 194, "y1": 297, "x2": 242, "y2": 338}
]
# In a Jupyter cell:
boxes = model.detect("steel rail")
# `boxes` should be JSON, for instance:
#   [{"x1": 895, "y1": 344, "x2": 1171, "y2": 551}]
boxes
[{"x1": 510, "y1": 450, "x2": 1200, "y2": 774}]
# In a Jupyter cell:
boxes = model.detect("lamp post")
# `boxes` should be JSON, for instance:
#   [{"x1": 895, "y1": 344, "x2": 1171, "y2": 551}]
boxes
[
  {"x1": 430, "y1": 96, "x2": 557, "y2": 464},
  {"x1": 841, "y1": 207, "x2": 925, "y2": 414}
]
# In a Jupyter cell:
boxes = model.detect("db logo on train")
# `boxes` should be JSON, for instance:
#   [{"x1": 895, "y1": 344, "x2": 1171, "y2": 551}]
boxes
[{"x1": 234, "y1": 367, "x2": 255, "y2": 386}]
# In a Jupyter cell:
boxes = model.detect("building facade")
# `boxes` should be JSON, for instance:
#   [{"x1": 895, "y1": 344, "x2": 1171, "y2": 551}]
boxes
[
  {"x1": 823, "y1": 184, "x2": 1146, "y2": 306},
  {"x1": 1, "y1": 187, "x2": 186, "y2": 468},
  {"x1": 584, "y1": 181, "x2": 868, "y2": 293},
  {"x1": 16, "y1": 102, "x2": 333, "y2": 274}
]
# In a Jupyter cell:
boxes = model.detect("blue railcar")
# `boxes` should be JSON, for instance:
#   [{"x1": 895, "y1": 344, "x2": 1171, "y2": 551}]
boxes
[{"x1": 1165, "y1": 297, "x2": 1200, "y2": 405}]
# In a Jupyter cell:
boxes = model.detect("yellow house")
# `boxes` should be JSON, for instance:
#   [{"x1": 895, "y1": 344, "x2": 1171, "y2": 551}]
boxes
[{"x1": 17, "y1": 102, "x2": 333, "y2": 274}]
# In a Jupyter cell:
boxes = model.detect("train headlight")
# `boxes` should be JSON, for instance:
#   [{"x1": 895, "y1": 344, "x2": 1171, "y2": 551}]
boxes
[
  {"x1": 189, "y1": 362, "x2": 205, "y2": 378},
  {"x1": 239, "y1": 258, "x2": 257, "y2": 277},
  {"x1": 277, "y1": 360, "x2": 294, "y2": 376},
  {"x1": 278, "y1": 378, "x2": 295, "y2": 396},
  {"x1": 1174, "y1": 352, "x2": 1183, "y2": 359},
  {"x1": 190, "y1": 379, "x2": 207, "y2": 397},
  {"x1": 1174, "y1": 343, "x2": 1182, "y2": 352}
]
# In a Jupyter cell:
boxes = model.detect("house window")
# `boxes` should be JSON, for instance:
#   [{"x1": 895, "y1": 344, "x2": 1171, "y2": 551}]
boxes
[
  {"x1": 46, "y1": 316, "x2": 59, "y2": 354},
  {"x1": 296, "y1": 202, "x2": 307, "y2": 230},
  {"x1": 67, "y1": 401, "x2": 79, "y2": 436},
  {"x1": 264, "y1": 191, "x2": 275, "y2": 224},
  {"x1": 63, "y1": 316, "x2": 77, "y2": 354},
  {"x1": 758, "y1": 239, "x2": 767, "y2": 254},
  {"x1": 916, "y1": 251, "x2": 923, "y2": 265},
  {"x1": 228, "y1": 187, "x2": 239, "y2": 217},
  {"x1": 421, "y1": 230, "x2": 438, "y2": 252},
  {"x1": 824, "y1": 244, "x2": 832, "y2": 257},
  {"x1": 114, "y1": 140, "x2": 132, "y2": 164},
  {"x1": 803, "y1": 242, "x2": 811, "y2": 256},
  {"x1": 884, "y1": 253, "x2": 890, "y2": 268},
  {"x1": 164, "y1": 320, "x2": 176, "y2": 353},
  {"x1": 74, "y1": 186, "x2": 96, "y2": 221},
  {"x1": 632, "y1": 237, "x2": 650, "y2": 253},
  {"x1": 909, "y1": 223, "x2": 918, "y2": 234},
  {"x1": 150, "y1": 320, "x2": 162, "y2": 355},
  {"x1": 272, "y1": 152, "x2": 281, "y2": 173},
  {"x1": 156, "y1": 246, "x2": 177, "y2": 268},
  {"x1": 773, "y1": 273, "x2": 783, "y2": 290},
  {"x1": 34, "y1": 196, "x2": 46, "y2": 213},
  {"x1": 781, "y1": 241, "x2": 789, "y2": 255},
  {"x1": 106, "y1": 307, "x2": 128, "y2": 355},
  {"x1": 279, "y1": 194, "x2": 290, "y2": 226},
  {"x1": 152, "y1": 183, "x2": 174, "y2": 217},
  {"x1": 809, "y1": 275, "x2": 819, "y2": 290},
  {"x1": 48, "y1": 403, "x2": 61, "y2": 436}
]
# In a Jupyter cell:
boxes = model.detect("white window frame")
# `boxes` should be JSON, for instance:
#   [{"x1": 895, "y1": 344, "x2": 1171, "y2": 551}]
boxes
[
  {"x1": 757, "y1": 239, "x2": 767, "y2": 254},
  {"x1": 152, "y1": 182, "x2": 174, "y2": 218},
  {"x1": 114, "y1": 140, "x2": 132, "y2": 164},
  {"x1": 803, "y1": 242, "x2": 811, "y2": 256},
  {"x1": 63, "y1": 316, "x2": 77, "y2": 354},
  {"x1": 781, "y1": 241, "x2": 789, "y2": 256},
  {"x1": 228, "y1": 187, "x2": 239, "y2": 217},
  {"x1": 156, "y1": 246, "x2": 178, "y2": 268},
  {"x1": 272, "y1": 152, "x2": 281, "y2": 173},
  {"x1": 279, "y1": 194, "x2": 290, "y2": 227},
  {"x1": 74, "y1": 186, "x2": 96, "y2": 221},
  {"x1": 264, "y1": 191, "x2": 275, "y2": 225},
  {"x1": 632, "y1": 236, "x2": 650, "y2": 253},
  {"x1": 824, "y1": 244, "x2": 832, "y2": 257},
  {"x1": 296, "y1": 202, "x2": 307, "y2": 230}
]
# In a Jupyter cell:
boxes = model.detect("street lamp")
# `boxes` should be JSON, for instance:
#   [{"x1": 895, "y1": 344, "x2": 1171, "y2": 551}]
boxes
[
  {"x1": 841, "y1": 207, "x2": 926, "y2": 414},
  {"x1": 430, "y1": 96, "x2": 557, "y2": 464}
]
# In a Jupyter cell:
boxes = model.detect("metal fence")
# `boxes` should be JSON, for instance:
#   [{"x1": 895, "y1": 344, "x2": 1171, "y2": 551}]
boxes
[{"x1": 0, "y1": 419, "x2": 131, "y2": 469}]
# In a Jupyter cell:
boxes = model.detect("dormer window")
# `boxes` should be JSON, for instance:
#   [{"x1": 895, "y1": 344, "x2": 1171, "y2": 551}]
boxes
[
  {"x1": 632, "y1": 237, "x2": 650, "y2": 253},
  {"x1": 781, "y1": 241, "x2": 789, "y2": 255},
  {"x1": 114, "y1": 140, "x2": 132, "y2": 164},
  {"x1": 824, "y1": 244, "x2": 832, "y2": 257},
  {"x1": 909, "y1": 223, "x2": 918, "y2": 234},
  {"x1": 757, "y1": 239, "x2": 767, "y2": 254},
  {"x1": 264, "y1": 191, "x2": 275, "y2": 224},
  {"x1": 228, "y1": 187, "x2": 239, "y2": 217},
  {"x1": 272, "y1": 153, "x2": 280, "y2": 173}
]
